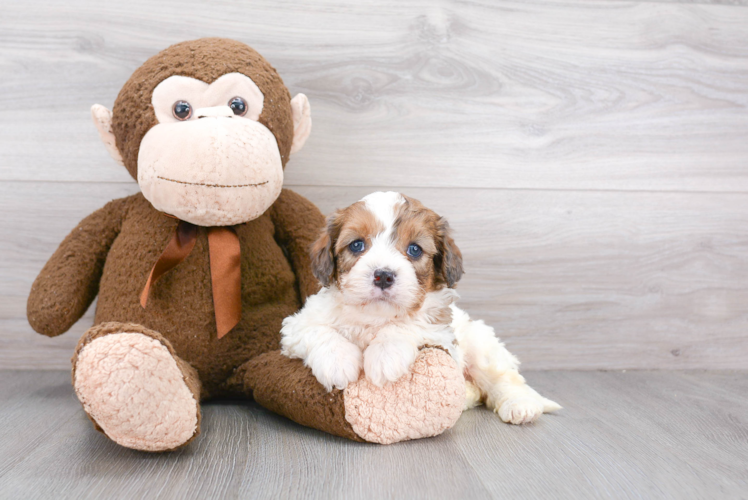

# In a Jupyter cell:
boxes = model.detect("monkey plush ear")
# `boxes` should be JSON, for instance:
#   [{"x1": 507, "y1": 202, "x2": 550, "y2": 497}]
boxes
[
  {"x1": 91, "y1": 104, "x2": 124, "y2": 166},
  {"x1": 289, "y1": 94, "x2": 312, "y2": 155}
]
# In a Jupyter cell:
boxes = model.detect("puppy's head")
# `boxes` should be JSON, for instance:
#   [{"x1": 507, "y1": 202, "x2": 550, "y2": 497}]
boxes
[{"x1": 311, "y1": 192, "x2": 463, "y2": 316}]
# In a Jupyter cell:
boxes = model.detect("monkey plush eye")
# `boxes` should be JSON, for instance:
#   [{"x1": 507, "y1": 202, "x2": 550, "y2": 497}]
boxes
[
  {"x1": 229, "y1": 96, "x2": 248, "y2": 116},
  {"x1": 407, "y1": 243, "x2": 423, "y2": 258},
  {"x1": 172, "y1": 101, "x2": 192, "y2": 120},
  {"x1": 349, "y1": 240, "x2": 365, "y2": 253}
]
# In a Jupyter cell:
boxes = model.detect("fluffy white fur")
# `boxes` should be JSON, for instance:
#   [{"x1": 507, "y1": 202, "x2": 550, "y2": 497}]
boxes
[{"x1": 281, "y1": 192, "x2": 561, "y2": 424}]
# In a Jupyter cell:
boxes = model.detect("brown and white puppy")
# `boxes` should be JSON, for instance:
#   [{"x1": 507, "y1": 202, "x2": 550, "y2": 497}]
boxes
[{"x1": 281, "y1": 192, "x2": 560, "y2": 424}]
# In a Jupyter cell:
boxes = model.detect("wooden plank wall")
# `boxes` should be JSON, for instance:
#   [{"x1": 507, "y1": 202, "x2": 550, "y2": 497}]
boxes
[{"x1": 1, "y1": 0, "x2": 747, "y2": 370}]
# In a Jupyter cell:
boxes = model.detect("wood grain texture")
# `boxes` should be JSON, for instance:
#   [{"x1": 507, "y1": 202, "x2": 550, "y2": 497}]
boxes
[
  {"x1": 0, "y1": 0, "x2": 747, "y2": 191},
  {"x1": 651, "y1": 0, "x2": 748, "y2": 5},
  {"x1": 2, "y1": 0, "x2": 748, "y2": 370},
  {"x1": 0, "y1": 370, "x2": 746, "y2": 499},
  {"x1": 3, "y1": 182, "x2": 748, "y2": 370}
]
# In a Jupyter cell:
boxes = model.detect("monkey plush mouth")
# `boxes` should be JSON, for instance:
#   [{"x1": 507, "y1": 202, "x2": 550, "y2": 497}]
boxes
[
  {"x1": 157, "y1": 176, "x2": 269, "y2": 188},
  {"x1": 138, "y1": 112, "x2": 285, "y2": 226}
]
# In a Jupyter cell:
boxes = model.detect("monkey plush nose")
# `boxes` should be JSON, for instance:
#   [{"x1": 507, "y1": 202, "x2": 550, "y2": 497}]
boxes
[
  {"x1": 373, "y1": 269, "x2": 395, "y2": 289},
  {"x1": 196, "y1": 106, "x2": 234, "y2": 119}
]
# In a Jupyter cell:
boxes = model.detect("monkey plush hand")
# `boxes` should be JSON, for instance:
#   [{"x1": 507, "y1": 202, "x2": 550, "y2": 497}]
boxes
[{"x1": 26, "y1": 39, "x2": 464, "y2": 451}]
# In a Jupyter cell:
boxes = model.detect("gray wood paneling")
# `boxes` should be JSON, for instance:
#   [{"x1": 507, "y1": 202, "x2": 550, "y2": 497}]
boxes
[
  {"x1": 0, "y1": 370, "x2": 746, "y2": 499},
  {"x1": 1, "y1": 0, "x2": 748, "y2": 191},
  {"x1": 650, "y1": 0, "x2": 748, "y2": 4},
  {"x1": 3, "y1": 181, "x2": 748, "y2": 370},
  {"x1": 1, "y1": 0, "x2": 748, "y2": 370}
]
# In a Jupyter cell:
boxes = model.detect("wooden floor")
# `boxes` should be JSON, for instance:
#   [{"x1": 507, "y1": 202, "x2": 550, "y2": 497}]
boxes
[{"x1": 1, "y1": 370, "x2": 746, "y2": 499}]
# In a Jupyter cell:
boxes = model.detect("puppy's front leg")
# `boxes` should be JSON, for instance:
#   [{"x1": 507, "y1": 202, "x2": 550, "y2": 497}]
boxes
[
  {"x1": 364, "y1": 326, "x2": 418, "y2": 387},
  {"x1": 282, "y1": 320, "x2": 362, "y2": 392},
  {"x1": 305, "y1": 330, "x2": 364, "y2": 392}
]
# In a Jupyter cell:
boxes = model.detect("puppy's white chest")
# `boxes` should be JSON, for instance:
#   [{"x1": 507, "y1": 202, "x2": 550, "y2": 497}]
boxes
[
  {"x1": 338, "y1": 323, "x2": 381, "y2": 350},
  {"x1": 336, "y1": 316, "x2": 454, "y2": 355}
]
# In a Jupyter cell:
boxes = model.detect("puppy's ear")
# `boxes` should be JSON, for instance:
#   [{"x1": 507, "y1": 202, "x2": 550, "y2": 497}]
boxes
[
  {"x1": 435, "y1": 217, "x2": 464, "y2": 288},
  {"x1": 310, "y1": 213, "x2": 338, "y2": 286}
]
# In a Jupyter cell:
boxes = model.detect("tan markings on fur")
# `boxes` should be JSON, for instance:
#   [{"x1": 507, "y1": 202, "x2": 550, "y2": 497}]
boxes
[
  {"x1": 427, "y1": 305, "x2": 453, "y2": 325},
  {"x1": 332, "y1": 201, "x2": 384, "y2": 287},
  {"x1": 435, "y1": 217, "x2": 464, "y2": 288},
  {"x1": 390, "y1": 195, "x2": 446, "y2": 313},
  {"x1": 398, "y1": 195, "x2": 464, "y2": 289},
  {"x1": 310, "y1": 229, "x2": 333, "y2": 282}
]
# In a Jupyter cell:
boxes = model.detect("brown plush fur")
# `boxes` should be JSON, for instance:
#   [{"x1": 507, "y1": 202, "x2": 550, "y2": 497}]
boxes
[
  {"x1": 29, "y1": 190, "x2": 322, "y2": 397},
  {"x1": 111, "y1": 38, "x2": 295, "y2": 179},
  {"x1": 230, "y1": 351, "x2": 365, "y2": 442},
  {"x1": 397, "y1": 195, "x2": 464, "y2": 289},
  {"x1": 27, "y1": 39, "x2": 464, "y2": 447},
  {"x1": 26, "y1": 38, "x2": 369, "y2": 445}
]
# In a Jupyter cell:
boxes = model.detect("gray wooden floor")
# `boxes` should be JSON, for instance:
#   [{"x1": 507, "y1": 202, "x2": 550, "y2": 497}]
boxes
[{"x1": 0, "y1": 370, "x2": 745, "y2": 499}]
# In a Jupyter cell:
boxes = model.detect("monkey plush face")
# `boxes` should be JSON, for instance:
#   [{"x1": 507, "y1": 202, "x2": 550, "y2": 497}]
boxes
[
  {"x1": 90, "y1": 38, "x2": 311, "y2": 226},
  {"x1": 136, "y1": 72, "x2": 286, "y2": 225}
]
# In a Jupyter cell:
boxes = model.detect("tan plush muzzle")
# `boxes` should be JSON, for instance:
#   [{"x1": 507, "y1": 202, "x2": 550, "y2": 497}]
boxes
[{"x1": 138, "y1": 115, "x2": 284, "y2": 227}]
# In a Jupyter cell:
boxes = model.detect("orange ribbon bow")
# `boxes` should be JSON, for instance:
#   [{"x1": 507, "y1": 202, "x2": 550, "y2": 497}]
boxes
[{"x1": 140, "y1": 220, "x2": 242, "y2": 339}]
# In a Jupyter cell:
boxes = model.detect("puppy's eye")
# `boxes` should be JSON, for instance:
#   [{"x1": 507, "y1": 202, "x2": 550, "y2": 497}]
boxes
[
  {"x1": 229, "y1": 96, "x2": 248, "y2": 116},
  {"x1": 349, "y1": 240, "x2": 365, "y2": 253},
  {"x1": 407, "y1": 243, "x2": 423, "y2": 258},
  {"x1": 172, "y1": 101, "x2": 192, "y2": 120}
]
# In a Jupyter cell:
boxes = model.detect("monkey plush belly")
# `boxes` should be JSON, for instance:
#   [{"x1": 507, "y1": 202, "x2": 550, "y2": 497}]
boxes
[{"x1": 93, "y1": 194, "x2": 302, "y2": 395}]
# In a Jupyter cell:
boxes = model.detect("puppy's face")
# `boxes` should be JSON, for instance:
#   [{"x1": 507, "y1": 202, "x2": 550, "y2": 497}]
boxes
[{"x1": 311, "y1": 192, "x2": 463, "y2": 316}]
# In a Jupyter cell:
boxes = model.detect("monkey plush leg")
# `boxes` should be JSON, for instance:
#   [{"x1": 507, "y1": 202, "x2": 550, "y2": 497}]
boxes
[
  {"x1": 229, "y1": 347, "x2": 465, "y2": 444},
  {"x1": 72, "y1": 322, "x2": 201, "y2": 452}
]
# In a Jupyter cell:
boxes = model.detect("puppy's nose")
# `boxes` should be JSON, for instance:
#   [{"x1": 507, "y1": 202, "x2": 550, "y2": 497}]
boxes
[{"x1": 373, "y1": 269, "x2": 395, "y2": 289}]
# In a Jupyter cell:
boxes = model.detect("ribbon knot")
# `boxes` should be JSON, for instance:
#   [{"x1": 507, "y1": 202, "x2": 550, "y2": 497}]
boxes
[{"x1": 140, "y1": 220, "x2": 242, "y2": 339}]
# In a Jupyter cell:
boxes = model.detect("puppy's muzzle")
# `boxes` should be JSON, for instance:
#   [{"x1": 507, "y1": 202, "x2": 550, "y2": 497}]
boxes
[{"x1": 373, "y1": 269, "x2": 395, "y2": 290}]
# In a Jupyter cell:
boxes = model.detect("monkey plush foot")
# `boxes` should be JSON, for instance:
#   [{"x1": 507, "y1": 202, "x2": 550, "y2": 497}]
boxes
[
  {"x1": 234, "y1": 347, "x2": 465, "y2": 444},
  {"x1": 72, "y1": 323, "x2": 201, "y2": 452}
]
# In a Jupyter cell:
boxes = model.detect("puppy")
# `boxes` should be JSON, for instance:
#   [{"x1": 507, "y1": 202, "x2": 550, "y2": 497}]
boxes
[{"x1": 281, "y1": 192, "x2": 560, "y2": 424}]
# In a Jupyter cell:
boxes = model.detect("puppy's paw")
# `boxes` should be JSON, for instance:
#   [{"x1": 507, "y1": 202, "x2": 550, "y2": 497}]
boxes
[
  {"x1": 496, "y1": 397, "x2": 544, "y2": 425},
  {"x1": 309, "y1": 342, "x2": 363, "y2": 392},
  {"x1": 363, "y1": 340, "x2": 417, "y2": 387}
]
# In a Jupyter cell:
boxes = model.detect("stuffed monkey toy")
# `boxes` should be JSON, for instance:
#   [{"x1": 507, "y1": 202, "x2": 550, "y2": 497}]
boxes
[{"x1": 27, "y1": 38, "x2": 464, "y2": 451}]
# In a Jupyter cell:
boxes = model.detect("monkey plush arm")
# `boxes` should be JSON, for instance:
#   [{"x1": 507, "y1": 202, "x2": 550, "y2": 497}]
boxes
[
  {"x1": 27, "y1": 197, "x2": 129, "y2": 337},
  {"x1": 270, "y1": 189, "x2": 325, "y2": 302}
]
